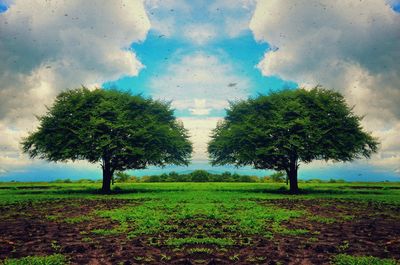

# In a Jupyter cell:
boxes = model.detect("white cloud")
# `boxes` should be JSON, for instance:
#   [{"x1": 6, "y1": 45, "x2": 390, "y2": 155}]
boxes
[
  {"x1": 209, "y1": 0, "x2": 256, "y2": 38},
  {"x1": 249, "y1": 0, "x2": 400, "y2": 173},
  {"x1": 183, "y1": 24, "x2": 217, "y2": 45},
  {"x1": 145, "y1": 0, "x2": 256, "y2": 41},
  {"x1": 224, "y1": 16, "x2": 251, "y2": 38},
  {"x1": 149, "y1": 52, "x2": 251, "y2": 112},
  {"x1": 144, "y1": 0, "x2": 191, "y2": 37},
  {"x1": 189, "y1": 99, "x2": 213, "y2": 116},
  {"x1": 0, "y1": 121, "x2": 34, "y2": 172},
  {"x1": 179, "y1": 117, "x2": 222, "y2": 160},
  {"x1": 0, "y1": 0, "x2": 150, "y2": 172},
  {"x1": 370, "y1": 123, "x2": 400, "y2": 173}
]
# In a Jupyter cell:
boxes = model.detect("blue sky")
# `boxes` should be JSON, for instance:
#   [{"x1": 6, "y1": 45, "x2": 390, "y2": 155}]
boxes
[
  {"x1": 0, "y1": 0, "x2": 399, "y2": 182},
  {"x1": 103, "y1": 30, "x2": 296, "y2": 116}
]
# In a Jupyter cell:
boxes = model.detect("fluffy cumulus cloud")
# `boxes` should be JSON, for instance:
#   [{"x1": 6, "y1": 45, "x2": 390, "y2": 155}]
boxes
[
  {"x1": 208, "y1": 0, "x2": 256, "y2": 38},
  {"x1": 145, "y1": 0, "x2": 256, "y2": 44},
  {"x1": 0, "y1": 0, "x2": 150, "y2": 173},
  {"x1": 250, "y1": 0, "x2": 400, "y2": 173},
  {"x1": 179, "y1": 117, "x2": 221, "y2": 161},
  {"x1": 149, "y1": 52, "x2": 251, "y2": 115},
  {"x1": 183, "y1": 24, "x2": 217, "y2": 46},
  {"x1": 144, "y1": 0, "x2": 191, "y2": 38}
]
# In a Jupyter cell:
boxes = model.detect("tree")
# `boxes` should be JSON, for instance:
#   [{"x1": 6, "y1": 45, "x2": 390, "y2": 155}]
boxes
[
  {"x1": 208, "y1": 87, "x2": 378, "y2": 194},
  {"x1": 22, "y1": 88, "x2": 192, "y2": 193}
]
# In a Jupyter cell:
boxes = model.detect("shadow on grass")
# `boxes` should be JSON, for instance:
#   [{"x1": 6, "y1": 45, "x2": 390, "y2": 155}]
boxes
[
  {"x1": 3, "y1": 184, "x2": 389, "y2": 197},
  {"x1": 11, "y1": 187, "x2": 188, "y2": 196},
  {"x1": 247, "y1": 187, "x2": 385, "y2": 196},
  {"x1": 0, "y1": 185, "x2": 56, "y2": 190}
]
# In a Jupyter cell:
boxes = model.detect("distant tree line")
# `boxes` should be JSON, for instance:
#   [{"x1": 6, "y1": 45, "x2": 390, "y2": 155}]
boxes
[
  {"x1": 51, "y1": 170, "x2": 347, "y2": 184},
  {"x1": 141, "y1": 170, "x2": 259, "y2": 182}
]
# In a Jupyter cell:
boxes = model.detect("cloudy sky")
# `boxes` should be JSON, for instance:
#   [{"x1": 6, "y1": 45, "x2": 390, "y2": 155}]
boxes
[{"x1": 0, "y1": 0, "x2": 399, "y2": 181}]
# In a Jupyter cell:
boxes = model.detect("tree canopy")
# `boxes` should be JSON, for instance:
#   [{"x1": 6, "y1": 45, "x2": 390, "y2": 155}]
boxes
[
  {"x1": 208, "y1": 87, "x2": 379, "y2": 193},
  {"x1": 22, "y1": 87, "x2": 192, "y2": 193}
]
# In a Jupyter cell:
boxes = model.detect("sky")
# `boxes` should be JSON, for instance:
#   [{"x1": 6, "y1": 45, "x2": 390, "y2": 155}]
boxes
[{"x1": 0, "y1": 0, "x2": 399, "y2": 182}]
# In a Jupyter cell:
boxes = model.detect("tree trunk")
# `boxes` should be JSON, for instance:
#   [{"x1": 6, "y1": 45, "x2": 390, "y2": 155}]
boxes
[
  {"x1": 287, "y1": 159, "x2": 299, "y2": 194},
  {"x1": 101, "y1": 159, "x2": 113, "y2": 194},
  {"x1": 288, "y1": 169, "x2": 299, "y2": 194}
]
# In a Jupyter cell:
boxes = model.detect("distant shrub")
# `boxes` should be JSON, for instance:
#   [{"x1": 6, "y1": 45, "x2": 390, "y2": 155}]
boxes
[
  {"x1": 191, "y1": 170, "x2": 210, "y2": 182},
  {"x1": 136, "y1": 171, "x2": 339, "y2": 183},
  {"x1": 329, "y1": 178, "x2": 346, "y2": 183},
  {"x1": 129, "y1": 176, "x2": 139, "y2": 182},
  {"x1": 220, "y1": 172, "x2": 234, "y2": 182},
  {"x1": 306, "y1": 179, "x2": 324, "y2": 183},
  {"x1": 140, "y1": 176, "x2": 151, "y2": 182},
  {"x1": 270, "y1": 172, "x2": 286, "y2": 183},
  {"x1": 52, "y1": 179, "x2": 65, "y2": 183},
  {"x1": 260, "y1": 176, "x2": 271, "y2": 182},
  {"x1": 249, "y1": 176, "x2": 260, "y2": 182},
  {"x1": 75, "y1": 179, "x2": 94, "y2": 183},
  {"x1": 148, "y1": 175, "x2": 161, "y2": 182},
  {"x1": 114, "y1": 172, "x2": 130, "y2": 183},
  {"x1": 140, "y1": 171, "x2": 262, "y2": 183}
]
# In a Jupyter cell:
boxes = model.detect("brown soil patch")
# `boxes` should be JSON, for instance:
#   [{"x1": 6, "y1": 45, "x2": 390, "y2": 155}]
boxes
[
  {"x1": 252, "y1": 199, "x2": 400, "y2": 264},
  {"x1": 0, "y1": 198, "x2": 399, "y2": 264}
]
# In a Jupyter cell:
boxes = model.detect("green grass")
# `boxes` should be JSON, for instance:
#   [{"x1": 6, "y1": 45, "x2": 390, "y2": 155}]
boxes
[
  {"x1": 64, "y1": 215, "x2": 93, "y2": 224},
  {"x1": 165, "y1": 237, "x2": 235, "y2": 247},
  {"x1": 92, "y1": 187, "x2": 306, "y2": 239},
  {"x1": 308, "y1": 215, "x2": 337, "y2": 224},
  {"x1": 271, "y1": 222, "x2": 309, "y2": 235},
  {"x1": 1, "y1": 182, "x2": 400, "y2": 204},
  {"x1": 1, "y1": 182, "x2": 400, "y2": 239},
  {"x1": 2, "y1": 254, "x2": 67, "y2": 265},
  {"x1": 187, "y1": 248, "x2": 214, "y2": 254},
  {"x1": 332, "y1": 254, "x2": 398, "y2": 265}
]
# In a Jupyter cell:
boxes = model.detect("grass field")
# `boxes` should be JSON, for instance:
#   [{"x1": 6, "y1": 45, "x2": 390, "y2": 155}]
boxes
[{"x1": 0, "y1": 182, "x2": 399, "y2": 264}]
